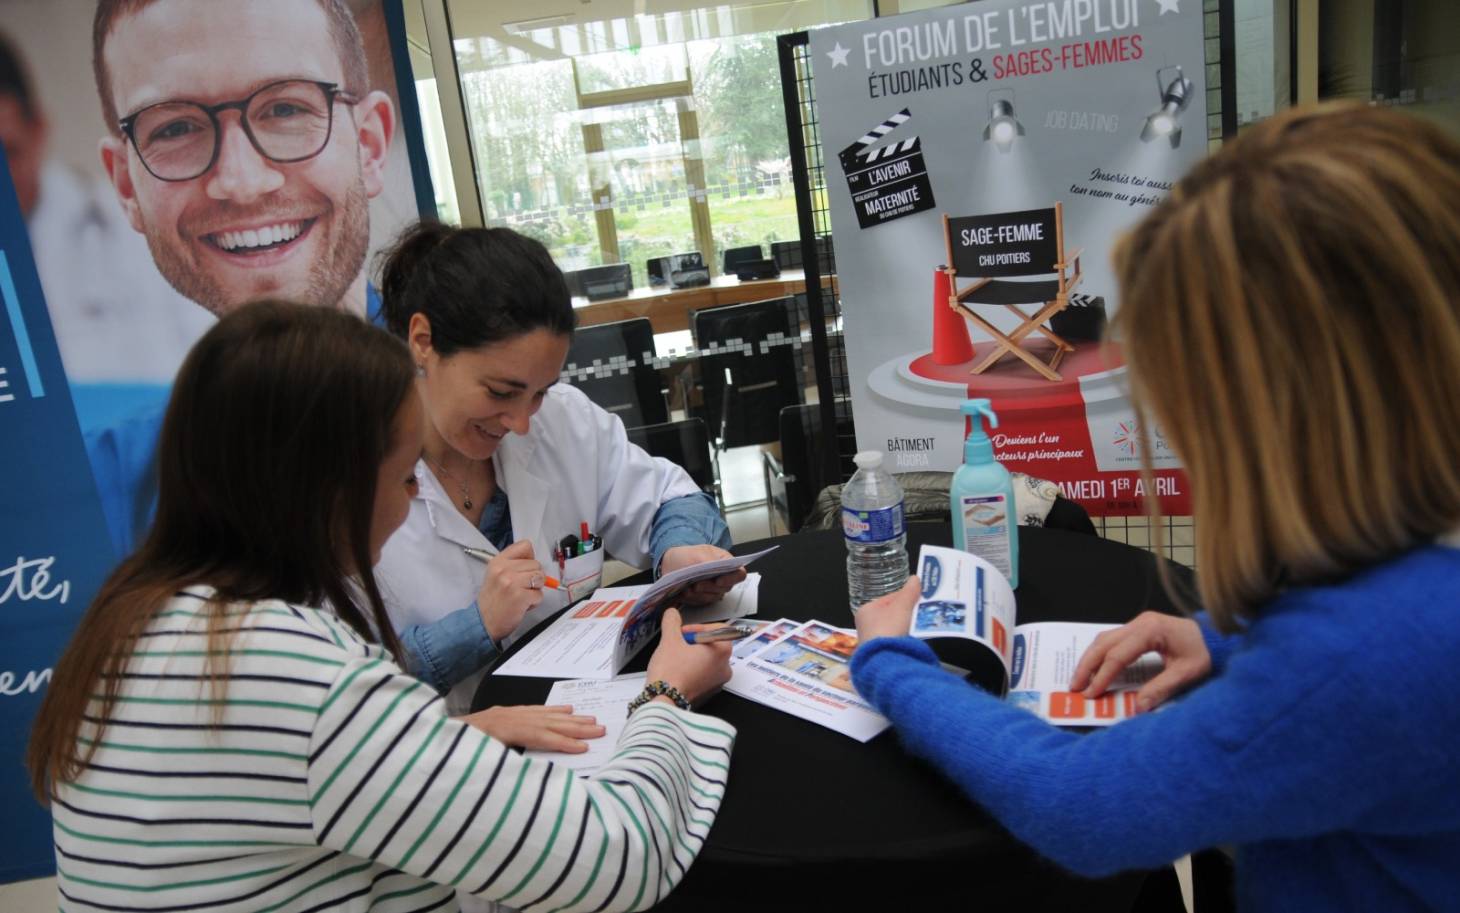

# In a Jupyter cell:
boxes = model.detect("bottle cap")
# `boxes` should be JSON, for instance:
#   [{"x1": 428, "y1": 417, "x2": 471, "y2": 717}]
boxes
[
  {"x1": 853, "y1": 451, "x2": 883, "y2": 470},
  {"x1": 960, "y1": 399, "x2": 998, "y2": 465}
]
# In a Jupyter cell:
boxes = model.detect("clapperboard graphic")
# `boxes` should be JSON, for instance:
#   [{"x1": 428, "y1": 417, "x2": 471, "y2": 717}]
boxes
[{"x1": 839, "y1": 108, "x2": 936, "y2": 229}]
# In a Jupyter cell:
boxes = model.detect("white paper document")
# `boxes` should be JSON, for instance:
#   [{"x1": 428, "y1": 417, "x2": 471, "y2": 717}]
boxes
[
  {"x1": 523, "y1": 674, "x2": 647, "y2": 776},
  {"x1": 725, "y1": 620, "x2": 891, "y2": 742}
]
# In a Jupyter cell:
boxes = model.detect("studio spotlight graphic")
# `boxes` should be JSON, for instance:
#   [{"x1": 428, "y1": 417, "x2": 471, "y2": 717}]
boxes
[
  {"x1": 982, "y1": 88, "x2": 1024, "y2": 152},
  {"x1": 1141, "y1": 65, "x2": 1193, "y2": 148}
]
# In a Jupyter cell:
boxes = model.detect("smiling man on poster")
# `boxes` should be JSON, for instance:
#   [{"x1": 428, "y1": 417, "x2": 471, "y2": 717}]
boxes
[
  {"x1": 84, "y1": 0, "x2": 398, "y2": 553},
  {"x1": 95, "y1": 0, "x2": 394, "y2": 319}
]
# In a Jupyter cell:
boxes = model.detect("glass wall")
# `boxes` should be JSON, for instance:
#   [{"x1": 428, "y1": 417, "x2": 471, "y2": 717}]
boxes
[{"x1": 433, "y1": 0, "x2": 872, "y2": 285}]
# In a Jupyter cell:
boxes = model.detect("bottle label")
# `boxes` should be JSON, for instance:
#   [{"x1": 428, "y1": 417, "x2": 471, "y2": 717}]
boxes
[
  {"x1": 958, "y1": 494, "x2": 1012, "y2": 578},
  {"x1": 842, "y1": 503, "x2": 905, "y2": 544}
]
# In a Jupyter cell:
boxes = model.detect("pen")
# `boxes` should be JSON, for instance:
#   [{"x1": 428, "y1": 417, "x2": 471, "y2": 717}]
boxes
[
  {"x1": 682, "y1": 624, "x2": 757, "y2": 645},
  {"x1": 460, "y1": 547, "x2": 565, "y2": 590}
]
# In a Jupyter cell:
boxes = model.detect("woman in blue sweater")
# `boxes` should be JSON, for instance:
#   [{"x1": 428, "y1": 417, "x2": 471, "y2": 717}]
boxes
[{"x1": 849, "y1": 103, "x2": 1460, "y2": 912}]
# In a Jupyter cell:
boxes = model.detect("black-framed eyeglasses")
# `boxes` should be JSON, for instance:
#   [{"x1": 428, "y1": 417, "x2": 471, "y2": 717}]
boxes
[{"x1": 118, "y1": 79, "x2": 358, "y2": 183}]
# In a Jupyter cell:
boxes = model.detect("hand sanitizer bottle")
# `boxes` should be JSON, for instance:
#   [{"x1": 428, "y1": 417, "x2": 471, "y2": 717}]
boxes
[{"x1": 950, "y1": 399, "x2": 1018, "y2": 588}]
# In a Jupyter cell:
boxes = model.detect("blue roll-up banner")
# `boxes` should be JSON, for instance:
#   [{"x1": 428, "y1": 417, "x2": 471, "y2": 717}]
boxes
[
  {"x1": 0, "y1": 145, "x2": 117, "y2": 884},
  {"x1": 0, "y1": 0, "x2": 434, "y2": 882}
]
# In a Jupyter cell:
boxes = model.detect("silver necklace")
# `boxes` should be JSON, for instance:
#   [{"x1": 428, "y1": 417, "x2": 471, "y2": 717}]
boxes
[{"x1": 424, "y1": 453, "x2": 478, "y2": 511}]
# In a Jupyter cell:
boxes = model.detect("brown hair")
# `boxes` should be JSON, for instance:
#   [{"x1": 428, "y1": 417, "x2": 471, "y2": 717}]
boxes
[
  {"x1": 27, "y1": 301, "x2": 413, "y2": 800},
  {"x1": 92, "y1": 0, "x2": 370, "y2": 131},
  {"x1": 1112, "y1": 102, "x2": 1460, "y2": 631}
]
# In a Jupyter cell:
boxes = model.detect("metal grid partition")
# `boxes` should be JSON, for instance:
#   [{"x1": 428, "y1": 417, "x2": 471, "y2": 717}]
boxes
[
  {"x1": 776, "y1": 8, "x2": 1238, "y2": 567},
  {"x1": 778, "y1": 31, "x2": 856, "y2": 491}
]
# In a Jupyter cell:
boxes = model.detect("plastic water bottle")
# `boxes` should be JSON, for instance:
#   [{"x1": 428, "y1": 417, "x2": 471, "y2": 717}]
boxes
[{"x1": 842, "y1": 451, "x2": 908, "y2": 611}]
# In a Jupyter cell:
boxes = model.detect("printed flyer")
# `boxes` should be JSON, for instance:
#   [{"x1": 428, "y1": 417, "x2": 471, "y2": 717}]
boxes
[{"x1": 811, "y1": 0, "x2": 1207, "y2": 516}]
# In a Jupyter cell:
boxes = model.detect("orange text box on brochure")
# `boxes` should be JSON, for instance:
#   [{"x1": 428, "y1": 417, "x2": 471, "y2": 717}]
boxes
[
  {"x1": 1048, "y1": 692, "x2": 1087, "y2": 719},
  {"x1": 575, "y1": 602, "x2": 603, "y2": 619}
]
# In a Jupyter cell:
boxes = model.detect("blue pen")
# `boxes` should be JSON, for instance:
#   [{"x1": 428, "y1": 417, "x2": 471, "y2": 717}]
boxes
[{"x1": 682, "y1": 624, "x2": 756, "y2": 645}]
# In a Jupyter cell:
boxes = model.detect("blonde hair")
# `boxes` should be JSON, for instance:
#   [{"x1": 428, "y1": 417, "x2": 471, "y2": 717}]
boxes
[{"x1": 1112, "y1": 103, "x2": 1460, "y2": 631}]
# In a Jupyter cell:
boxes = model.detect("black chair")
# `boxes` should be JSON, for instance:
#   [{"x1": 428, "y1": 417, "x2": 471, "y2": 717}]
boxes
[
  {"x1": 690, "y1": 297, "x2": 802, "y2": 457},
  {"x1": 721, "y1": 244, "x2": 763, "y2": 276},
  {"x1": 763, "y1": 403, "x2": 849, "y2": 533},
  {"x1": 626, "y1": 418, "x2": 718, "y2": 499},
  {"x1": 771, "y1": 240, "x2": 803, "y2": 271},
  {"x1": 562, "y1": 318, "x2": 667, "y2": 429},
  {"x1": 565, "y1": 263, "x2": 633, "y2": 302},
  {"x1": 769, "y1": 237, "x2": 836, "y2": 276}
]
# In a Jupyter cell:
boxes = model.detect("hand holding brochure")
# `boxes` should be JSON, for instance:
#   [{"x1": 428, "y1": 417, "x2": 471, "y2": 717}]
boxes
[
  {"x1": 912, "y1": 545, "x2": 1160, "y2": 726},
  {"x1": 493, "y1": 548, "x2": 776, "y2": 680}
]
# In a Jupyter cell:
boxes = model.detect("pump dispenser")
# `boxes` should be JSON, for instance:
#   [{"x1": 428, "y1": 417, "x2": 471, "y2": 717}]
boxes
[{"x1": 950, "y1": 399, "x2": 1019, "y2": 587}]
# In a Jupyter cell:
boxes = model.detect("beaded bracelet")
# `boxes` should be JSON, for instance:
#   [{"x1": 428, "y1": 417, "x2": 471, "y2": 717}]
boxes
[{"x1": 626, "y1": 680, "x2": 691, "y2": 716}]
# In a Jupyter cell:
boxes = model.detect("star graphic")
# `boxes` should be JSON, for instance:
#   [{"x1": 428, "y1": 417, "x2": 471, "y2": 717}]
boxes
[
  {"x1": 827, "y1": 42, "x2": 850, "y2": 68},
  {"x1": 1155, "y1": 0, "x2": 1181, "y2": 13}
]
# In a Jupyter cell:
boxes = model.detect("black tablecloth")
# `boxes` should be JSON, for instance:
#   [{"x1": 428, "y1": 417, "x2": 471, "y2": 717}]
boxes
[{"x1": 473, "y1": 523, "x2": 1192, "y2": 911}]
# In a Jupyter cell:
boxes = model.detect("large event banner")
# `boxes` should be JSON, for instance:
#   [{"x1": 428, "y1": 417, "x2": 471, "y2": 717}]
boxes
[
  {"x1": 0, "y1": 146, "x2": 117, "y2": 884},
  {"x1": 0, "y1": 0, "x2": 433, "y2": 881},
  {"x1": 811, "y1": 0, "x2": 1206, "y2": 516}
]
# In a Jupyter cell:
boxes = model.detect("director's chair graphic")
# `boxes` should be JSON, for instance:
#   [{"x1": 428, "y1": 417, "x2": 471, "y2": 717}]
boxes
[{"x1": 942, "y1": 204, "x2": 1082, "y2": 381}]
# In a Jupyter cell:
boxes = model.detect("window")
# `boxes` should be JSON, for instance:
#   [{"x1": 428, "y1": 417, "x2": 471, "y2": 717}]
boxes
[{"x1": 435, "y1": 1, "x2": 873, "y2": 281}]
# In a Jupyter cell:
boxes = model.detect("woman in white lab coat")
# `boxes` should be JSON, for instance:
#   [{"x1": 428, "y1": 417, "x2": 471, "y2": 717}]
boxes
[{"x1": 374, "y1": 221, "x2": 743, "y2": 715}]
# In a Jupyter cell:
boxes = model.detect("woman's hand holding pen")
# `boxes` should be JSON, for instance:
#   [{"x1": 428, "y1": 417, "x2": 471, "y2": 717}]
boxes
[
  {"x1": 459, "y1": 705, "x2": 605, "y2": 753},
  {"x1": 659, "y1": 545, "x2": 747, "y2": 606},
  {"x1": 477, "y1": 540, "x2": 546, "y2": 642},
  {"x1": 645, "y1": 608, "x2": 733, "y2": 706}
]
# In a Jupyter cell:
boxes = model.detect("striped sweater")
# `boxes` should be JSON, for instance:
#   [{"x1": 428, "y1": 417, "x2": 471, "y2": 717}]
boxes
[{"x1": 52, "y1": 588, "x2": 736, "y2": 913}]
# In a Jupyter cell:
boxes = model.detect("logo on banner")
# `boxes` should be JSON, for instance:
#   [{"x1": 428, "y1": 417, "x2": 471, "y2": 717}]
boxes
[{"x1": 838, "y1": 108, "x2": 937, "y2": 229}]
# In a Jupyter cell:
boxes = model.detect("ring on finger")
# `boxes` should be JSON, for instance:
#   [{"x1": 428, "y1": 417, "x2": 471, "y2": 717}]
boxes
[{"x1": 529, "y1": 573, "x2": 545, "y2": 589}]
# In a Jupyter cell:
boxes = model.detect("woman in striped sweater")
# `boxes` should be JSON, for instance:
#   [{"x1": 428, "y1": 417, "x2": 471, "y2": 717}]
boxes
[{"x1": 28, "y1": 301, "x2": 736, "y2": 913}]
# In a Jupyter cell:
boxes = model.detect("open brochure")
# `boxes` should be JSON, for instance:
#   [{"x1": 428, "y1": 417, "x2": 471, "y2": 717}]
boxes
[
  {"x1": 912, "y1": 545, "x2": 1160, "y2": 727},
  {"x1": 493, "y1": 548, "x2": 775, "y2": 679}
]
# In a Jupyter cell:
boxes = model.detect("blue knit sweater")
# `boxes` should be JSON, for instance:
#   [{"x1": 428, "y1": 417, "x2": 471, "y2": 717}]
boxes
[{"x1": 850, "y1": 544, "x2": 1460, "y2": 912}]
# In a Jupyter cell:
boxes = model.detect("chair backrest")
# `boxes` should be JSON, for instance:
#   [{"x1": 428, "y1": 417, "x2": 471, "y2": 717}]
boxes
[
  {"x1": 567, "y1": 263, "x2": 633, "y2": 301},
  {"x1": 691, "y1": 297, "x2": 801, "y2": 449},
  {"x1": 563, "y1": 318, "x2": 668, "y2": 428},
  {"x1": 770, "y1": 240, "x2": 802, "y2": 271},
  {"x1": 626, "y1": 418, "x2": 716, "y2": 494},
  {"x1": 771, "y1": 237, "x2": 836, "y2": 275},
  {"x1": 721, "y1": 245, "x2": 763, "y2": 276},
  {"x1": 945, "y1": 206, "x2": 1061, "y2": 279}
]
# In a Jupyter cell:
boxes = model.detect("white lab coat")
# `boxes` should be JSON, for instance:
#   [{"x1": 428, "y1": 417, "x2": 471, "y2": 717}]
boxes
[{"x1": 375, "y1": 383, "x2": 702, "y2": 713}]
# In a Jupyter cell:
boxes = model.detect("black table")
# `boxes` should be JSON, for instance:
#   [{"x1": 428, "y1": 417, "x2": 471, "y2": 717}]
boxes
[{"x1": 474, "y1": 523, "x2": 1193, "y2": 911}]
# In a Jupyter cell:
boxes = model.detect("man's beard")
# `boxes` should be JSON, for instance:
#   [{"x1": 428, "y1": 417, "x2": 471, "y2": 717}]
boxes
[{"x1": 144, "y1": 179, "x2": 371, "y2": 317}]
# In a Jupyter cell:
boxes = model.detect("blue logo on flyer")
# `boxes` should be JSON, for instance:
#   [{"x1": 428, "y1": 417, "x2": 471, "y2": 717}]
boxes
[
  {"x1": 919, "y1": 555, "x2": 941, "y2": 596},
  {"x1": 1010, "y1": 633, "x2": 1027, "y2": 689}
]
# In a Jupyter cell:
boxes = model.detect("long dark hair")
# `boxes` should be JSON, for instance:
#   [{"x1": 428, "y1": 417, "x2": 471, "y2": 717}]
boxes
[
  {"x1": 377, "y1": 219, "x2": 576, "y2": 354},
  {"x1": 28, "y1": 301, "x2": 414, "y2": 800}
]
